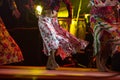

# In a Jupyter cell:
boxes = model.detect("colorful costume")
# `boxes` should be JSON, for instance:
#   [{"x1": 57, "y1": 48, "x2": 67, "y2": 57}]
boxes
[
  {"x1": 90, "y1": 0, "x2": 120, "y2": 71},
  {"x1": 38, "y1": 16, "x2": 87, "y2": 59},
  {"x1": 0, "y1": 17, "x2": 24, "y2": 65},
  {"x1": 0, "y1": 0, "x2": 24, "y2": 65},
  {"x1": 38, "y1": 0, "x2": 88, "y2": 60}
]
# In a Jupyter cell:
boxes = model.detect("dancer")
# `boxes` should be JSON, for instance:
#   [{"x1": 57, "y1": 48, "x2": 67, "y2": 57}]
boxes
[
  {"x1": 89, "y1": 0, "x2": 120, "y2": 71},
  {"x1": 0, "y1": 0, "x2": 24, "y2": 65},
  {"x1": 36, "y1": 0, "x2": 88, "y2": 70}
]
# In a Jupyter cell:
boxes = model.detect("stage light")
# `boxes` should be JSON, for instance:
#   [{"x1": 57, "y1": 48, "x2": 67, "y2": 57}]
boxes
[{"x1": 35, "y1": 5, "x2": 43, "y2": 17}]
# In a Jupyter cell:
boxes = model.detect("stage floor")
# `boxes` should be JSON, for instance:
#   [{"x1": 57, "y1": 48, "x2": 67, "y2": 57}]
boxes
[{"x1": 0, "y1": 66, "x2": 120, "y2": 80}]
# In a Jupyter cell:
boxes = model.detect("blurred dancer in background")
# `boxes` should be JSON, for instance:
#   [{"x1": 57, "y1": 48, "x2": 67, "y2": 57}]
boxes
[
  {"x1": 89, "y1": 0, "x2": 120, "y2": 71},
  {"x1": 0, "y1": 0, "x2": 24, "y2": 65}
]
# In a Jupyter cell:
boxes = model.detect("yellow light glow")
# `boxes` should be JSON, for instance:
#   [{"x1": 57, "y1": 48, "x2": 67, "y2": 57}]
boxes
[
  {"x1": 70, "y1": 19, "x2": 77, "y2": 36},
  {"x1": 84, "y1": 14, "x2": 90, "y2": 23},
  {"x1": 58, "y1": 10, "x2": 68, "y2": 17},
  {"x1": 35, "y1": 5, "x2": 43, "y2": 15},
  {"x1": 84, "y1": 14, "x2": 90, "y2": 19}
]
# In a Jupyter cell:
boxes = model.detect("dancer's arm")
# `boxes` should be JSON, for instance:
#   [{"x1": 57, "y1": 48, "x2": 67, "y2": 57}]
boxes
[
  {"x1": 8, "y1": 0, "x2": 21, "y2": 18},
  {"x1": 62, "y1": 0, "x2": 72, "y2": 25},
  {"x1": 62, "y1": 0, "x2": 72, "y2": 18}
]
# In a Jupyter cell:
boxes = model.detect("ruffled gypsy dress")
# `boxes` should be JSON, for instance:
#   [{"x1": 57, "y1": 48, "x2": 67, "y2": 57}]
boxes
[
  {"x1": 90, "y1": 0, "x2": 120, "y2": 56},
  {"x1": 0, "y1": 17, "x2": 24, "y2": 65},
  {"x1": 38, "y1": 0, "x2": 88, "y2": 60},
  {"x1": 38, "y1": 16, "x2": 88, "y2": 60}
]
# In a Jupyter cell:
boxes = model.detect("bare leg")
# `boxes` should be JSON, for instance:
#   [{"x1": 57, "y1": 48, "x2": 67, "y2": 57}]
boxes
[{"x1": 46, "y1": 49, "x2": 59, "y2": 70}]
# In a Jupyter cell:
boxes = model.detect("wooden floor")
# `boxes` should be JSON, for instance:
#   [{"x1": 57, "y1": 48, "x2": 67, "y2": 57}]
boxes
[{"x1": 0, "y1": 66, "x2": 120, "y2": 80}]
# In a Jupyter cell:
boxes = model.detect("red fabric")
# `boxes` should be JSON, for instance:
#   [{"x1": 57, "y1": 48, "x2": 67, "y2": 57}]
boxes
[{"x1": 56, "y1": 46, "x2": 67, "y2": 60}]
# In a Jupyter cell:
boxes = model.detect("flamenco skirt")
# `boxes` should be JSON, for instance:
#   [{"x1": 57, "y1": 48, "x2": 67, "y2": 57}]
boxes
[
  {"x1": 38, "y1": 16, "x2": 88, "y2": 60},
  {"x1": 0, "y1": 17, "x2": 24, "y2": 65}
]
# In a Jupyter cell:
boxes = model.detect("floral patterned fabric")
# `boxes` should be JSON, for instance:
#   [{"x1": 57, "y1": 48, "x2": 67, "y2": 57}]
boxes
[
  {"x1": 90, "y1": 0, "x2": 120, "y2": 56},
  {"x1": 0, "y1": 17, "x2": 24, "y2": 65},
  {"x1": 38, "y1": 16, "x2": 88, "y2": 60}
]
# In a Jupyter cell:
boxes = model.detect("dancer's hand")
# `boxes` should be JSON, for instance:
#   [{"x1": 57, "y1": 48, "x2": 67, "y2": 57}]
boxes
[
  {"x1": 12, "y1": 8, "x2": 21, "y2": 19},
  {"x1": 51, "y1": 10, "x2": 58, "y2": 18}
]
